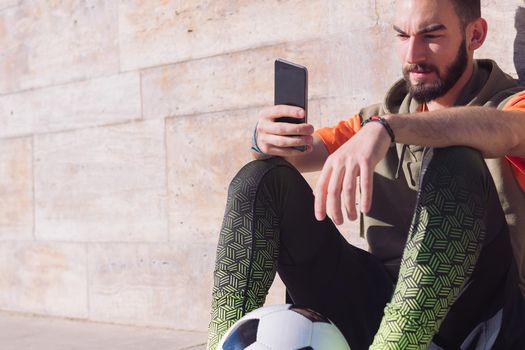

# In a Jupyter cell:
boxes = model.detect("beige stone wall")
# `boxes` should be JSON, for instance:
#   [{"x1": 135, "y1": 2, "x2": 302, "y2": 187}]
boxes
[{"x1": 0, "y1": 0, "x2": 523, "y2": 332}]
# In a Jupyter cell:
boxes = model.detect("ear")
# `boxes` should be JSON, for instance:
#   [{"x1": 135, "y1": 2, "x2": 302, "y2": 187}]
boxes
[{"x1": 467, "y1": 18, "x2": 488, "y2": 51}]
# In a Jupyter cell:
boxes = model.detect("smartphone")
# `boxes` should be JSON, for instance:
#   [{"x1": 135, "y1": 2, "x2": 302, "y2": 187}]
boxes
[{"x1": 274, "y1": 58, "x2": 308, "y2": 124}]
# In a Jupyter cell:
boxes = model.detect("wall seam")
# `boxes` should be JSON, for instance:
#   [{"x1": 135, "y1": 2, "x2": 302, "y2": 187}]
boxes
[
  {"x1": 31, "y1": 135, "x2": 36, "y2": 241},
  {"x1": 85, "y1": 242, "x2": 91, "y2": 320},
  {"x1": 116, "y1": 1, "x2": 122, "y2": 73},
  {"x1": 164, "y1": 117, "x2": 171, "y2": 242}
]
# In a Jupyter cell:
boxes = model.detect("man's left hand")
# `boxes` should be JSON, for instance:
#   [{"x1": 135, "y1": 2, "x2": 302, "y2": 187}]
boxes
[{"x1": 314, "y1": 121, "x2": 392, "y2": 225}]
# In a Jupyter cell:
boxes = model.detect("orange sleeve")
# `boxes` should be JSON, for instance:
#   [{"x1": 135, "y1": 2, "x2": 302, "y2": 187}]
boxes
[
  {"x1": 507, "y1": 156, "x2": 525, "y2": 190},
  {"x1": 314, "y1": 114, "x2": 362, "y2": 154},
  {"x1": 503, "y1": 91, "x2": 525, "y2": 191}
]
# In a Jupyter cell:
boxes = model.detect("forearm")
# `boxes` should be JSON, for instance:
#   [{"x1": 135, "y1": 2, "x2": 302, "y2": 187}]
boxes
[
  {"x1": 284, "y1": 135, "x2": 328, "y2": 173},
  {"x1": 384, "y1": 106, "x2": 524, "y2": 157}
]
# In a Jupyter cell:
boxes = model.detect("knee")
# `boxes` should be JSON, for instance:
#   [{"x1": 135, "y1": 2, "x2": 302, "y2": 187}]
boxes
[
  {"x1": 422, "y1": 146, "x2": 489, "y2": 191},
  {"x1": 433, "y1": 146, "x2": 483, "y2": 165},
  {"x1": 227, "y1": 158, "x2": 296, "y2": 196},
  {"x1": 237, "y1": 158, "x2": 286, "y2": 176}
]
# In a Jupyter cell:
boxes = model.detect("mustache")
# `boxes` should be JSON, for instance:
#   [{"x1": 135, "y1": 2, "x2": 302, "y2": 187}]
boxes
[{"x1": 403, "y1": 63, "x2": 438, "y2": 73}]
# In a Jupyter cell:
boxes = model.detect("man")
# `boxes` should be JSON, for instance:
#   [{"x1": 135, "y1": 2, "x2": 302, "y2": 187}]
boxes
[{"x1": 207, "y1": 0, "x2": 525, "y2": 349}]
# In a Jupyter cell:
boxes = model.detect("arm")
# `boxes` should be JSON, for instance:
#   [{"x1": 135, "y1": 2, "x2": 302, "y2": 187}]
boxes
[
  {"x1": 385, "y1": 106, "x2": 525, "y2": 157},
  {"x1": 283, "y1": 135, "x2": 329, "y2": 172},
  {"x1": 313, "y1": 105, "x2": 525, "y2": 225}
]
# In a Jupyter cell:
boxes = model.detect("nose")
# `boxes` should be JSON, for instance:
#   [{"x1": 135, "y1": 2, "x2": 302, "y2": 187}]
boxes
[{"x1": 405, "y1": 36, "x2": 426, "y2": 64}]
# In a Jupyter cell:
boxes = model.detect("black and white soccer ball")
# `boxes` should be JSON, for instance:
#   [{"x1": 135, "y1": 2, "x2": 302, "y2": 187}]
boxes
[{"x1": 218, "y1": 304, "x2": 350, "y2": 350}]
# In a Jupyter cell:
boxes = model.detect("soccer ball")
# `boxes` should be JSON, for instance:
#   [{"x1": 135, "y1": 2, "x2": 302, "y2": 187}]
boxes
[{"x1": 218, "y1": 304, "x2": 351, "y2": 350}]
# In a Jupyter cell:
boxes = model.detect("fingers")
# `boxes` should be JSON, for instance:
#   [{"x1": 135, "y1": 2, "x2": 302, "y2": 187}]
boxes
[
  {"x1": 257, "y1": 105, "x2": 314, "y2": 135},
  {"x1": 342, "y1": 165, "x2": 359, "y2": 221},
  {"x1": 314, "y1": 164, "x2": 332, "y2": 221},
  {"x1": 258, "y1": 105, "x2": 312, "y2": 136},
  {"x1": 312, "y1": 125, "x2": 389, "y2": 224},
  {"x1": 262, "y1": 144, "x2": 313, "y2": 157},
  {"x1": 255, "y1": 131, "x2": 313, "y2": 157},
  {"x1": 359, "y1": 163, "x2": 373, "y2": 214},
  {"x1": 327, "y1": 164, "x2": 345, "y2": 225},
  {"x1": 259, "y1": 105, "x2": 305, "y2": 121},
  {"x1": 255, "y1": 106, "x2": 313, "y2": 157},
  {"x1": 259, "y1": 134, "x2": 313, "y2": 149},
  {"x1": 263, "y1": 121, "x2": 314, "y2": 136},
  {"x1": 316, "y1": 158, "x2": 362, "y2": 224}
]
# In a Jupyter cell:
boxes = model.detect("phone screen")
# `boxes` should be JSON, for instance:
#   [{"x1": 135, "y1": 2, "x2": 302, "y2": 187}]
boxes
[{"x1": 274, "y1": 59, "x2": 308, "y2": 124}]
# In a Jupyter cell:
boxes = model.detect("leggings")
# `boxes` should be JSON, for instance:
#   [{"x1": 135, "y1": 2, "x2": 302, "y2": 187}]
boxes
[{"x1": 207, "y1": 147, "x2": 525, "y2": 350}]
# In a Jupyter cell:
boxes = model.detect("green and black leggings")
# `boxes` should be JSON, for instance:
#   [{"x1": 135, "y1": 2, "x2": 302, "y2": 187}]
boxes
[{"x1": 207, "y1": 147, "x2": 525, "y2": 350}]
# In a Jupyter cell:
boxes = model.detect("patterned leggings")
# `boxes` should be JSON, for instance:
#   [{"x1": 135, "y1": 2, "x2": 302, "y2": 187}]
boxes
[{"x1": 207, "y1": 147, "x2": 521, "y2": 350}]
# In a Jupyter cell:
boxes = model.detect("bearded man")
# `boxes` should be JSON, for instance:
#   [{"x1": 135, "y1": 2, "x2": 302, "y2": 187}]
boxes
[{"x1": 207, "y1": 0, "x2": 525, "y2": 349}]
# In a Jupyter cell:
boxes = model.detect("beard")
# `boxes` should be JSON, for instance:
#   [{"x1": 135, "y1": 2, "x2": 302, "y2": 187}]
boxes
[{"x1": 403, "y1": 39, "x2": 468, "y2": 103}]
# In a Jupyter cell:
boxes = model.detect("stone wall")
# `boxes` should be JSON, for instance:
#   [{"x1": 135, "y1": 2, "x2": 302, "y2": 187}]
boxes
[{"x1": 0, "y1": 0, "x2": 523, "y2": 332}]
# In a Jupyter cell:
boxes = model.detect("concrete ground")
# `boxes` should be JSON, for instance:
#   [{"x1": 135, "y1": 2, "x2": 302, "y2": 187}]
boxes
[{"x1": 0, "y1": 311, "x2": 207, "y2": 350}]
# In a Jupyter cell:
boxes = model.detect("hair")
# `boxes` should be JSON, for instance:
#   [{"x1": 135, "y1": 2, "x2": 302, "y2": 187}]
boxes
[{"x1": 449, "y1": 0, "x2": 481, "y2": 29}]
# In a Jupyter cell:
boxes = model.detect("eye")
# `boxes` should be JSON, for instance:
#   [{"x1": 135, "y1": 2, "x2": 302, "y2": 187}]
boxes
[
  {"x1": 424, "y1": 34, "x2": 441, "y2": 39},
  {"x1": 396, "y1": 34, "x2": 409, "y2": 40}
]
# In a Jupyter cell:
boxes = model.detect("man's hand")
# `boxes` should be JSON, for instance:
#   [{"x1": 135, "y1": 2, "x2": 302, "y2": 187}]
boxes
[
  {"x1": 314, "y1": 122, "x2": 392, "y2": 225},
  {"x1": 255, "y1": 105, "x2": 314, "y2": 157}
]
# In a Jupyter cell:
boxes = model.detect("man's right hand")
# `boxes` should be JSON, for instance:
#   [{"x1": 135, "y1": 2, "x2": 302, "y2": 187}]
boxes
[{"x1": 254, "y1": 105, "x2": 315, "y2": 157}]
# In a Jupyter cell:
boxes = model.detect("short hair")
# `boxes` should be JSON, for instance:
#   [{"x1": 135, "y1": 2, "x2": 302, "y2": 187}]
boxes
[{"x1": 449, "y1": 0, "x2": 481, "y2": 29}]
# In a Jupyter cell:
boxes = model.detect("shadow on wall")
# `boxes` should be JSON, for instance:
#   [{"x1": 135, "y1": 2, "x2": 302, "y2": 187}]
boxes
[{"x1": 514, "y1": 6, "x2": 525, "y2": 85}]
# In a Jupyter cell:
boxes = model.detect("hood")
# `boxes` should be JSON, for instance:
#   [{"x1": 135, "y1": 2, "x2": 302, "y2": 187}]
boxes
[{"x1": 382, "y1": 59, "x2": 520, "y2": 115}]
